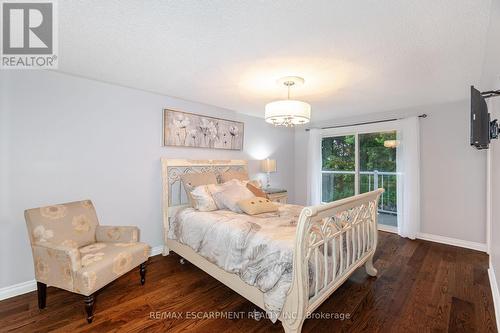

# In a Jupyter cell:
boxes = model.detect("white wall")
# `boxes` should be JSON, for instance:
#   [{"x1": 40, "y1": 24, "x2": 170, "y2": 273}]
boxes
[
  {"x1": 294, "y1": 100, "x2": 487, "y2": 243},
  {"x1": 481, "y1": 0, "x2": 500, "y2": 313},
  {"x1": 490, "y1": 97, "x2": 500, "y2": 278},
  {"x1": 0, "y1": 70, "x2": 294, "y2": 289}
]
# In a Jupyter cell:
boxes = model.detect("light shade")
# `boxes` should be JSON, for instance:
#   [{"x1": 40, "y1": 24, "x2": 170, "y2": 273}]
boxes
[
  {"x1": 265, "y1": 100, "x2": 311, "y2": 126},
  {"x1": 260, "y1": 159, "x2": 277, "y2": 173},
  {"x1": 383, "y1": 140, "x2": 400, "y2": 148}
]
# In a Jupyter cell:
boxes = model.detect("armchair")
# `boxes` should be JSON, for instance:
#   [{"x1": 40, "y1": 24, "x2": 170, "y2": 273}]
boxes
[{"x1": 24, "y1": 200, "x2": 150, "y2": 323}]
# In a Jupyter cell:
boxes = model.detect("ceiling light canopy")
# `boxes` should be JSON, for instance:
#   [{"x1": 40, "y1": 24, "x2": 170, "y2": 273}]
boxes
[{"x1": 265, "y1": 76, "x2": 311, "y2": 127}]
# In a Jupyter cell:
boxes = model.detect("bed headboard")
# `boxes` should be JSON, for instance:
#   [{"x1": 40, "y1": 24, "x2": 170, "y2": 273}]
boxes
[{"x1": 160, "y1": 158, "x2": 247, "y2": 254}]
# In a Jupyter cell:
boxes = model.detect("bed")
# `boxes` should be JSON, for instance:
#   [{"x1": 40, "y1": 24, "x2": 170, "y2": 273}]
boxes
[{"x1": 161, "y1": 159, "x2": 383, "y2": 333}]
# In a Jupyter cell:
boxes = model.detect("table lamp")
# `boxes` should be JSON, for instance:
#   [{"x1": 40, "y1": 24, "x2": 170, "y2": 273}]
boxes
[{"x1": 260, "y1": 159, "x2": 276, "y2": 189}]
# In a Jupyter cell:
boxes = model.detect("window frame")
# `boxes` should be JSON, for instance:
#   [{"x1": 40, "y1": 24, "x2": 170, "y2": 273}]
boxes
[{"x1": 320, "y1": 121, "x2": 401, "y2": 203}]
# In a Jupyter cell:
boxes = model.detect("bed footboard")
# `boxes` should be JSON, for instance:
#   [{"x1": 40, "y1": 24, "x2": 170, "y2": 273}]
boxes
[{"x1": 280, "y1": 189, "x2": 384, "y2": 333}]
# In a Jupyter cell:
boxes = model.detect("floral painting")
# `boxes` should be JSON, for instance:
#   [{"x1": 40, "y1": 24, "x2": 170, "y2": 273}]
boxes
[{"x1": 163, "y1": 109, "x2": 244, "y2": 150}]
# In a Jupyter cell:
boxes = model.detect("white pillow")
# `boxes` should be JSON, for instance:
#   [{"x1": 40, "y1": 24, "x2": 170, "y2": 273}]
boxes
[
  {"x1": 207, "y1": 179, "x2": 243, "y2": 208},
  {"x1": 190, "y1": 185, "x2": 218, "y2": 211},
  {"x1": 211, "y1": 180, "x2": 255, "y2": 213}
]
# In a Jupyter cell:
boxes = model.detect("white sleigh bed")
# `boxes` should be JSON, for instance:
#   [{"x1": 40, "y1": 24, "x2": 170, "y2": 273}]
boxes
[{"x1": 161, "y1": 159, "x2": 383, "y2": 333}]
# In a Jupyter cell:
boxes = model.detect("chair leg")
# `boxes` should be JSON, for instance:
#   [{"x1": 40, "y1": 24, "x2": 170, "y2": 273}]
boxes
[
  {"x1": 84, "y1": 294, "x2": 95, "y2": 323},
  {"x1": 37, "y1": 282, "x2": 46, "y2": 309},
  {"x1": 140, "y1": 262, "x2": 146, "y2": 285}
]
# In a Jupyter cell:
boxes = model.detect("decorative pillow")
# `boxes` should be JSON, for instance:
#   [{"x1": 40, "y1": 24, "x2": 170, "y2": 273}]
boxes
[
  {"x1": 191, "y1": 185, "x2": 218, "y2": 211},
  {"x1": 211, "y1": 180, "x2": 255, "y2": 213},
  {"x1": 180, "y1": 172, "x2": 217, "y2": 206},
  {"x1": 219, "y1": 170, "x2": 249, "y2": 183},
  {"x1": 246, "y1": 182, "x2": 266, "y2": 198},
  {"x1": 208, "y1": 179, "x2": 239, "y2": 209},
  {"x1": 247, "y1": 179, "x2": 262, "y2": 188},
  {"x1": 238, "y1": 198, "x2": 278, "y2": 215}
]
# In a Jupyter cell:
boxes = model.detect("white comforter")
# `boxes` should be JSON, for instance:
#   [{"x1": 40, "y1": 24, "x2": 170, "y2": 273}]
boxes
[
  {"x1": 168, "y1": 204, "x2": 303, "y2": 321},
  {"x1": 168, "y1": 205, "x2": 343, "y2": 321}
]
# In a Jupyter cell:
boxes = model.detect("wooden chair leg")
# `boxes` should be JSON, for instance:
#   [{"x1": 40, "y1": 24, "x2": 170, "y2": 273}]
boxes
[
  {"x1": 140, "y1": 262, "x2": 146, "y2": 285},
  {"x1": 84, "y1": 294, "x2": 95, "y2": 323},
  {"x1": 37, "y1": 282, "x2": 46, "y2": 309}
]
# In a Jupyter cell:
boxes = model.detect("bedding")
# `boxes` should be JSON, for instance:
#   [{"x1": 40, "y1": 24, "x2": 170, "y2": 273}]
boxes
[
  {"x1": 168, "y1": 204, "x2": 341, "y2": 321},
  {"x1": 180, "y1": 172, "x2": 218, "y2": 207},
  {"x1": 219, "y1": 170, "x2": 249, "y2": 182},
  {"x1": 247, "y1": 179, "x2": 262, "y2": 188},
  {"x1": 180, "y1": 172, "x2": 218, "y2": 190},
  {"x1": 246, "y1": 182, "x2": 266, "y2": 197},
  {"x1": 211, "y1": 180, "x2": 255, "y2": 213},
  {"x1": 238, "y1": 197, "x2": 278, "y2": 215},
  {"x1": 190, "y1": 185, "x2": 218, "y2": 211}
]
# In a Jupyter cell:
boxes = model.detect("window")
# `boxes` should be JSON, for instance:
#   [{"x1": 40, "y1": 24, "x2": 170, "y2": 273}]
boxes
[
  {"x1": 321, "y1": 135, "x2": 355, "y2": 202},
  {"x1": 321, "y1": 128, "x2": 398, "y2": 227}
]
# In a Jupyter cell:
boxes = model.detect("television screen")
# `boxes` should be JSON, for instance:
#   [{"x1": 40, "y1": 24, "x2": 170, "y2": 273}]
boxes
[{"x1": 470, "y1": 86, "x2": 490, "y2": 149}]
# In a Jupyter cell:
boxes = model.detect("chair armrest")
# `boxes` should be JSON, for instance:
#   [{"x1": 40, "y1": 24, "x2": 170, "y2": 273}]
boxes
[
  {"x1": 95, "y1": 226, "x2": 139, "y2": 243},
  {"x1": 32, "y1": 243, "x2": 81, "y2": 279}
]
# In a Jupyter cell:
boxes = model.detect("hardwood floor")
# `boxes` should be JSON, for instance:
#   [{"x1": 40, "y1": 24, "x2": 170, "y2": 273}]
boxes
[{"x1": 0, "y1": 232, "x2": 496, "y2": 332}]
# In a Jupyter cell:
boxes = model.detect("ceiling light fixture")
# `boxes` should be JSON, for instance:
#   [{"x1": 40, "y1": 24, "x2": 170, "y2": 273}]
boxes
[{"x1": 265, "y1": 76, "x2": 311, "y2": 127}]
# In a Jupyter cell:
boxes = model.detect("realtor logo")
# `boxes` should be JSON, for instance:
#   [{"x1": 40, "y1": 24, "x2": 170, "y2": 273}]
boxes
[{"x1": 1, "y1": 0, "x2": 58, "y2": 69}]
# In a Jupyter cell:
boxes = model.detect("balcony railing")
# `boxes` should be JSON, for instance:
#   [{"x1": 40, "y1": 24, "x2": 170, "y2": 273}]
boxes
[{"x1": 321, "y1": 170, "x2": 397, "y2": 214}]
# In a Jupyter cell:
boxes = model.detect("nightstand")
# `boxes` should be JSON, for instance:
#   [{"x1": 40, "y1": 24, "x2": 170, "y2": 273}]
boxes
[{"x1": 263, "y1": 188, "x2": 288, "y2": 204}]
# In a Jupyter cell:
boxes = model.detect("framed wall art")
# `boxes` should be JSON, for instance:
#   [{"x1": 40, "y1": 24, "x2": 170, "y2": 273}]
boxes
[{"x1": 163, "y1": 109, "x2": 244, "y2": 150}]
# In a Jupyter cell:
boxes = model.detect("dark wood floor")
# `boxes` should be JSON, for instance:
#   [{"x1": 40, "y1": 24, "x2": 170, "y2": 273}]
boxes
[{"x1": 0, "y1": 232, "x2": 497, "y2": 332}]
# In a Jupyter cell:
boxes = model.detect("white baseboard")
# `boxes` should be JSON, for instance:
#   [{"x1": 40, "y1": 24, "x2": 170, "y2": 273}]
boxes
[
  {"x1": 488, "y1": 260, "x2": 500, "y2": 331},
  {"x1": 0, "y1": 244, "x2": 165, "y2": 301},
  {"x1": 150, "y1": 245, "x2": 164, "y2": 256},
  {"x1": 377, "y1": 224, "x2": 398, "y2": 233},
  {"x1": 417, "y1": 232, "x2": 487, "y2": 252},
  {"x1": 377, "y1": 225, "x2": 487, "y2": 253},
  {"x1": 0, "y1": 280, "x2": 37, "y2": 301}
]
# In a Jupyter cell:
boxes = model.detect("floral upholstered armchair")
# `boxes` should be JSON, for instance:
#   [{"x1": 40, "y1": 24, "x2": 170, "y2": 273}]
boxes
[{"x1": 24, "y1": 200, "x2": 150, "y2": 323}]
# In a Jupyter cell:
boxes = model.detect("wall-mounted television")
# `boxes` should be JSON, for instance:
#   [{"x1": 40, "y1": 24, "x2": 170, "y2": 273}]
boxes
[{"x1": 470, "y1": 86, "x2": 499, "y2": 150}]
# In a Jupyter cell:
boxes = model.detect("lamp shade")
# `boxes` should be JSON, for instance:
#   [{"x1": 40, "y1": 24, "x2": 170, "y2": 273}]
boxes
[
  {"x1": 265, "y1": 100, "x2": 311, "y2": 126},
  {"x1": 383, "y1": 140, "x2": 400, "y2": 148},
  {"x1": 260, "y1": 159, "x2": 277, "y2": 173}
]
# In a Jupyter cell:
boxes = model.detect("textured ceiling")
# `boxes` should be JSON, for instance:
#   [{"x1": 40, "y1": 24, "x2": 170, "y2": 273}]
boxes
[{"x1": 58, "y1": 0, "x2": 492, "y2": 121}]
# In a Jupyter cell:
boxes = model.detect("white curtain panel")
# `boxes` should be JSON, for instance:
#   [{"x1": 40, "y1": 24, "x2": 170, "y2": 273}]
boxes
[
  {"x1": 307, "y1": 128, "x2": 322, "y2": 205},
  {"x1": 396, "y1": 116, "x2": 421, "y2": 239}
]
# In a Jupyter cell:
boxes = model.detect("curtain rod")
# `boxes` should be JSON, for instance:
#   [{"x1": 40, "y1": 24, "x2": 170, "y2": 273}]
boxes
[{"x1": 304, "y1": 114, "x2": 427, "y2": 131}]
